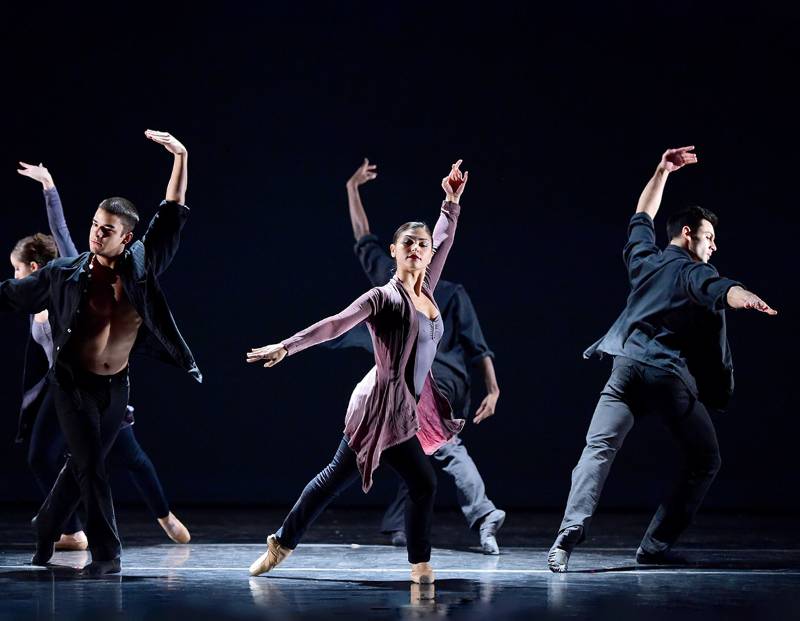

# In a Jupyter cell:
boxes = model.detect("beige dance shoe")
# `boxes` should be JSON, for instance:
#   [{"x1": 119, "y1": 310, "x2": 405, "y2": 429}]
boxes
[
  {"x1": 54, "y1": 531, "x2": 88, "y2": 551},
  {"x1": 249, "y1": 534, "x2": 293, "y2": 577},
  {"x1": 157, "y1": 512, "x2": 191, "y2": 544},
  {"x1": 410, "y1": 562, "x2": 436, "y2": 584}
]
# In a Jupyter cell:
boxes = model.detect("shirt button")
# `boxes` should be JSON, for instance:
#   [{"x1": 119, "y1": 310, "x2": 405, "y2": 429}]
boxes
[{"x1": 67, "y1": 328, "x2": 72, "y2": 334}]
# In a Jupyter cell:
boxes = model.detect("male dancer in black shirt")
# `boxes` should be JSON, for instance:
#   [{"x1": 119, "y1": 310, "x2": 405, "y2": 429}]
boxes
[
  {"x1": 547, "y1": 146, "x2": 776, "y2": 572},
  {"x1": 0, "y1": 130, "x2": 200, "y2": 575}
]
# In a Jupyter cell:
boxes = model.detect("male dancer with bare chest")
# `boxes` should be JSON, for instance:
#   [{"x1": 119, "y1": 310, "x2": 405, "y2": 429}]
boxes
[{"x1": 1, "y1": 130, "x2": 200, "y2": 575}]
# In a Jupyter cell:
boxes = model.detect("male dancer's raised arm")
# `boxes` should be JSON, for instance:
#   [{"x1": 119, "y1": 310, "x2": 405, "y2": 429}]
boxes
[
  {"x1": 141, "y1": 130, "x2": 190, "y2": 276},
  {"x1": 635, "y1": 146, "x2": 698, "y2": 219},
  {"x1": 347, "y1": 159, "x2": 395, "y2": 285}
]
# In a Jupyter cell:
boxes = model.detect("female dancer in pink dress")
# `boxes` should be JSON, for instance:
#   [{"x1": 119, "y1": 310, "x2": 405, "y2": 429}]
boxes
[{"x1": 247, "y1": 160, "x2": 468, "y2": 584}]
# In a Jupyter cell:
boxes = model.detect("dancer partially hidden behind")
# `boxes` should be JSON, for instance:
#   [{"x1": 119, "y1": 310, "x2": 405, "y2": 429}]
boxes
[
  {"x1": 0, "y1": 130, "x2": 201, "y2": 576},
  {"x1": 9, "y1": 161, "x2": 191, "y2": 551},
  {"x1": 247, "y1": 160, "x2": 469, "y2": 584},
  {"x1": 325, "y1": 159, "x2": 505, "y2": 554},
  {"x1": 547, "y1": 146, "x2": 777, "y2": 572}
]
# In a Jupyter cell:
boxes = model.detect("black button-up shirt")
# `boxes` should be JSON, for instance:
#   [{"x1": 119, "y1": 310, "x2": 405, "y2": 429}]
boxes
[
  {"x1": 585, "y1": 212, "x2": 740, "y2": 409},
  {"x1": 1, "y1": 201, "x2": 201, "y2": 388}
]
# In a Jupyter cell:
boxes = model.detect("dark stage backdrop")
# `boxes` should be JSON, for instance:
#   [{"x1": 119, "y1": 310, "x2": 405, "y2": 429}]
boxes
[{"x1": 0, "y1": 4, "x2": 797, "y2": 513}]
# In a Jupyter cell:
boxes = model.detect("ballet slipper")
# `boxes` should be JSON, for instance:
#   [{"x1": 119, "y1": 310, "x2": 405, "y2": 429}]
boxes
[
  {"x1": 157, "y1": 512, "x2": 191, "y2": 544},
  {"x1": 410, "y1": 562, "x2": 435, "y2": 584},
  {"x1": 249, "y1": 534, "x2": 293, "y2": 576},
  {"x1": 54, "y1": 531, "x2": 88, "y2": 551}
]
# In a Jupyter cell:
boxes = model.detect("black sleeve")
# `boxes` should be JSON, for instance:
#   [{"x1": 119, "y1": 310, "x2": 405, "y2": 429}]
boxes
[
  {"x1": 141, "y1": 200, "x2": 191, "y2": 276},
  {"x1": 354, "y1": 234, "x2": 395, "y2": 286},
  {"x1": 0, "y1": 266, "x2": 52, "y2": 314},
  {"x1": 683, "y1": 262, "x2": 742, "y2": 311},
  {"x1": 623, "y1": 212, "x2": 661, "y2": 279},
  {"x1": 454, "y1": 285, "x2": 495, "y2": 365}
]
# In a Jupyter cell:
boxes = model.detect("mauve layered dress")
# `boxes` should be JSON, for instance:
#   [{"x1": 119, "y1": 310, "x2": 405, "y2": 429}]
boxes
[{"x1": 281, "y1": 200, "x2": 465, "y2": 491}]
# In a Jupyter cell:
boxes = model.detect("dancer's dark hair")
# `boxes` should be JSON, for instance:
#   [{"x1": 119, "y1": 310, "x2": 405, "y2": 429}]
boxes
[
  {"x1": 12, "y1": 233, "x2": 58, "y2": 267},
  {"x1": 98, "y1": 197, "x2": 140, "y2": 233},
  {"x1": 392, "y1": 221, "x2": 432, "y2": 244},
  {"x1": 666, "y1": 205, "x2": 718, "y2": 240}
]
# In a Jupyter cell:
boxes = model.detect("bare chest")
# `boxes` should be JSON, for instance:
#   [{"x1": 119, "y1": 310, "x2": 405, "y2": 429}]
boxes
[{"x1": 82, "y1": 273, "x2": 142, "y2": 329}]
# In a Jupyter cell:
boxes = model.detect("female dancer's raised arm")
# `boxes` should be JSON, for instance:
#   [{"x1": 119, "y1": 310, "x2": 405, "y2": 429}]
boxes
[
  {"x1": 426, "y1": 160, "x2": 468, "y2": 291},
  {"x1": 17, "y1": 162, "x2": 79, "y2": 257}
]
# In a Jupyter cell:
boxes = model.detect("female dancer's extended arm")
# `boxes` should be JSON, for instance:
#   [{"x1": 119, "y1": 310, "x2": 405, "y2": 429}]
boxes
[
  {"x1": 17, "y1": 162, "x2": 79, "y2": 257},
  {"x1": 246, "y1": 287, "x2": 383, "y2": 367},
  {"x1": 426, "y1": 160, "x2": 468, "y2": 291}
]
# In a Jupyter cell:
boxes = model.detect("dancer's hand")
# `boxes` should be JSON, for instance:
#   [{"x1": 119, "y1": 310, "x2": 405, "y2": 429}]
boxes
[
  {"x1": 17, "y1": 162, "x2": 55, "y2": 190},
  {"x1": 726, "y1": 286, "x2": 777, "y2": 315},
  {"x1": 145, "y1": 130, "x2": 187, "y2": 155},
  {"x1": 247, "y1": 344, "x2": 288, "y2": 367},
  {"x1": 658, "y1": 146, "x2": 697, "y2": 173},
  {"x1": 442, "y1": 159, "x2": 468, "y2": 203},
  {"x1": 347, "y1": 158, "x2": 377, "y2": 189},
  {"x1": 473, "y1": 391, "x2": 499, "y2": 424}
]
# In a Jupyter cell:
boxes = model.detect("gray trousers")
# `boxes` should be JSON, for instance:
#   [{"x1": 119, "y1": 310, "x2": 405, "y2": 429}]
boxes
[
  {"x1": 559, "y1": 357, "x2": 722, "y2": 554},
  {"x1": 381, "y1": 435, "x2": 497, "y2": 532}
]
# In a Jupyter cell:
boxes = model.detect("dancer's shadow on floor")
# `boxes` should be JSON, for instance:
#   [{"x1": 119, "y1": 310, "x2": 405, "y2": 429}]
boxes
[
  {"x1": 258, "y1": 575, "x2": 476, "y2": 590},
  {"x1": 570, "y1": 558, "x2": 800, "y2": 573},
  {"x1": 0, "y1": 568, "x2": 158, "y2": 582}
]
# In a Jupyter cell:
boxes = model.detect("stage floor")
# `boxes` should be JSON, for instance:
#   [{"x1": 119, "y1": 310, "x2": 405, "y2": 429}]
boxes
[{"x1": 1, "y1": 508, "x2": 798, "y2": 620}]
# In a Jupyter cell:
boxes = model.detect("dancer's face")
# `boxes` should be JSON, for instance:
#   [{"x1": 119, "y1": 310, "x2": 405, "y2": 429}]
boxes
[
  {"x1": 685, "y1": 219, "x2": 717, "y2": 263},
  {"x1": 390, "y1": 227, "x2": 433, "y2": 273},
  {"x1": 89, "y1": 209, "x2": 133, "y2": 259},
  {"x1": 10, "y1": 253, "x2": 38, "y2": 279}
]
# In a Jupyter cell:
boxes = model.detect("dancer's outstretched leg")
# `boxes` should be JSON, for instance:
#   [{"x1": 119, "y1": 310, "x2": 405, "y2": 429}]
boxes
[
  {"x1": 109, "y1": 424, "x2": 191, "y2": 544},
  {"x1": 249, "y1": 436, "x2": 360, "y2": 576},
  {"x1": 548, "y1": 358, "x2": 636, "y2": 572}
]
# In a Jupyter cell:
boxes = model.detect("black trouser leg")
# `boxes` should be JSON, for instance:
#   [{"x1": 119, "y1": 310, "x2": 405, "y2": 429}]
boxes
[
  {"x1": 276, "y1": 437, "x2": 361, "y2": 549},
  {"x1": 27, "y1": 387, "x2": 83, "y2": 535},
  {"x1": 278, "y1": 435, "x2": 437, "y2": 563},
  {"x1": 639, "y1": 372, "x2": 721, "y2": 554},
  {"x1": 381, "y1": 435, "x2": 437, "y2": 564},
  {"x1": 109, "y1": 426, "x2": 170, "y2": 520},
  {"x1": 34, "y1": 370, "x2": 129, "y2": 561}
]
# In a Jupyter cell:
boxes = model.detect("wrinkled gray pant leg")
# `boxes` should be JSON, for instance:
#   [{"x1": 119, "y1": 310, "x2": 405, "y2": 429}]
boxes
[
  {"x1": 433, "y1": 436, "x2": 496, "y2": 528},
  {"x1": 559, "y1": 364, "x2": 636, "y2": 535}
]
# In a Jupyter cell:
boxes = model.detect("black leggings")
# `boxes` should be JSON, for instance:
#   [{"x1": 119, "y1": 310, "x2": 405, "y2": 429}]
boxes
[
  {"x1": 28, "y1": 383, "x2": 171, "y2": 537},
  {"x1": 276, "y1": 435, "x2": 437, "y2": 563}
]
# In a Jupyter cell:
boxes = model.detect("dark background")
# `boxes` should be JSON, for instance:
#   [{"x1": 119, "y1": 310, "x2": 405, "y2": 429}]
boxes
[{"x1": 0, "y1": 3, "x2": 797, "y2": 514}]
